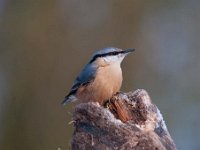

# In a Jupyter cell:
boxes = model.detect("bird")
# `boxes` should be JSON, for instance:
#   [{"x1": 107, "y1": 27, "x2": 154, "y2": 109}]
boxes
[{"x1": 62, "y1": 47, "x2": 135, "y2": 105}]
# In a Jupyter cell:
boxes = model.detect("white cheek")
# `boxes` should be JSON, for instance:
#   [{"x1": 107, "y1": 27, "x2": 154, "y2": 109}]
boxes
[
  {"x1": 104, "y1": 55, "x2": 124, "y2": 63},
  {"x1": 103, "y1": 56, "x2": 115, "y2": 63},
  {"x1": 118, "y1": 56, "x2": 125, "y2": 63},
  {"x1": 103, "y1": 57, "x2": 110, "y2": 63}
]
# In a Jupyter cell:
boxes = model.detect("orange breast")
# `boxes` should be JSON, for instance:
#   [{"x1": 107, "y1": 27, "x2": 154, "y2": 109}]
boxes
[{"x1": 76, "y1": 63, "x2": 122, "y2": 105}]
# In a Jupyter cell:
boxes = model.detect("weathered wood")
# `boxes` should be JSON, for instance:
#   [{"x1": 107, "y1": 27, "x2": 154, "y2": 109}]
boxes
[{"x1": 71, "y1": 89, "x2": 176, "y2": 150}]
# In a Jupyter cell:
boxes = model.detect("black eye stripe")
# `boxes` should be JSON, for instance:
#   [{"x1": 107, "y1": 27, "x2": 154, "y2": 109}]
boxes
[{"x1": 89, "y1": 51, "x2": 122, "y2": 64}]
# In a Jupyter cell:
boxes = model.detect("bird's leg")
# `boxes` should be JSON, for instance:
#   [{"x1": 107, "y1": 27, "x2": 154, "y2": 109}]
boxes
[{"x1": 104, "y1": 98, "x2": 111, "y2": 108}]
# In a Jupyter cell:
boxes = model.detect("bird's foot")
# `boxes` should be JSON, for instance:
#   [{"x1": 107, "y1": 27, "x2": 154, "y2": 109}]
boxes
[{"x1": 104, "y1": 99, "x2": 112, "y2": 109}]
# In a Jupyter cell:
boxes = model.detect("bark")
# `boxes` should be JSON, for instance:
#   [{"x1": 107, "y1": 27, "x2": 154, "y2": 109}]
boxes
[{"x1": 71, "y1": 89, "x2": 176, "y2": 150}]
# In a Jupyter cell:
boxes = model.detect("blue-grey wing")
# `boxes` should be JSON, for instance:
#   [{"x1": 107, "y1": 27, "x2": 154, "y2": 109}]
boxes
[
  {"x1": 72, "y1": 64, "x2": 96, "y2": 90},
  {"x1": 62, "y1": 64, "x2": 97, "y2": 105}
]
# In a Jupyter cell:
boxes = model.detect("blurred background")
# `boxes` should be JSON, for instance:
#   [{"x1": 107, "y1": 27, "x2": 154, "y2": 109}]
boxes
[{"x1": 0, "y1": 0, "x2": 200, "y2": 149}]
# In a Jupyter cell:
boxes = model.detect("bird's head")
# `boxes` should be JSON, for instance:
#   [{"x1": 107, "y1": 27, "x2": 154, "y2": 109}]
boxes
[{"x1": 89, "y1": 47, "x2": 135, "y2": 66}]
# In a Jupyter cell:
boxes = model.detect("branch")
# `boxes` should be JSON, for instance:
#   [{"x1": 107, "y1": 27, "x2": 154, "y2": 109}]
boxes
[{"x1": 71, "y1": 89, "x2": 176, "y2": 150}]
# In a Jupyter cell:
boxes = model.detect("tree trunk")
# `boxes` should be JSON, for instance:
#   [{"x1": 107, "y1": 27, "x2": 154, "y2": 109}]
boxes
[{"x1": 71, "y1": 89, "x2": 176, "y2": 150}]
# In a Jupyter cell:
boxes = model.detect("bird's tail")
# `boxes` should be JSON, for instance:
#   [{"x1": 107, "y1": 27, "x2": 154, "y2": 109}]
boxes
[{"x1": 62, "y1": 95, "x2": 78, "y2": 105}]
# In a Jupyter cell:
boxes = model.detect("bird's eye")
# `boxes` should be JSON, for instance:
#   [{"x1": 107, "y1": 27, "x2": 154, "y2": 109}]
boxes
[
  {"x1": 107, "y1": 51, "x2": 119, "y2": 56},
  {"x1": 111, "y1": 52, "x2": 118, "y2": 55}
]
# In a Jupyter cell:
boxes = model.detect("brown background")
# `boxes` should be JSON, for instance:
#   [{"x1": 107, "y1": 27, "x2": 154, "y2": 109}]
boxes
[{"x1": 0, "y1": 0, "x2": 200, "y2": 149}]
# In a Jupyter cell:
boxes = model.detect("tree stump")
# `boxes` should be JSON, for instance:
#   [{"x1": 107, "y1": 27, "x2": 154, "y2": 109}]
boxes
[{"x1": 71, "y1": 89, "x2": 176, "y2": 150}]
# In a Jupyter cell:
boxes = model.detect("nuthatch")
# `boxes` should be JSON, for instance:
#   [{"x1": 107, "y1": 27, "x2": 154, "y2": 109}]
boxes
[{"x1": 62, "y1": 47, "x2": 134, "y2": 105}]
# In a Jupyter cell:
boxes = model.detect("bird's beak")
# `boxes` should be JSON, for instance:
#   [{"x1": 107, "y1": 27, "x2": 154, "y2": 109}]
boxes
[{"x1": 123, "y1": 48, "x2": 135, "y2": 55}]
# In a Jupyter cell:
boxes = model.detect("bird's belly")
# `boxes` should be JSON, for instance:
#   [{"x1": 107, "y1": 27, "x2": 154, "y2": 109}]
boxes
[{"x1": 76, "y1": 64, "x2": 122, "y2": 105}]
